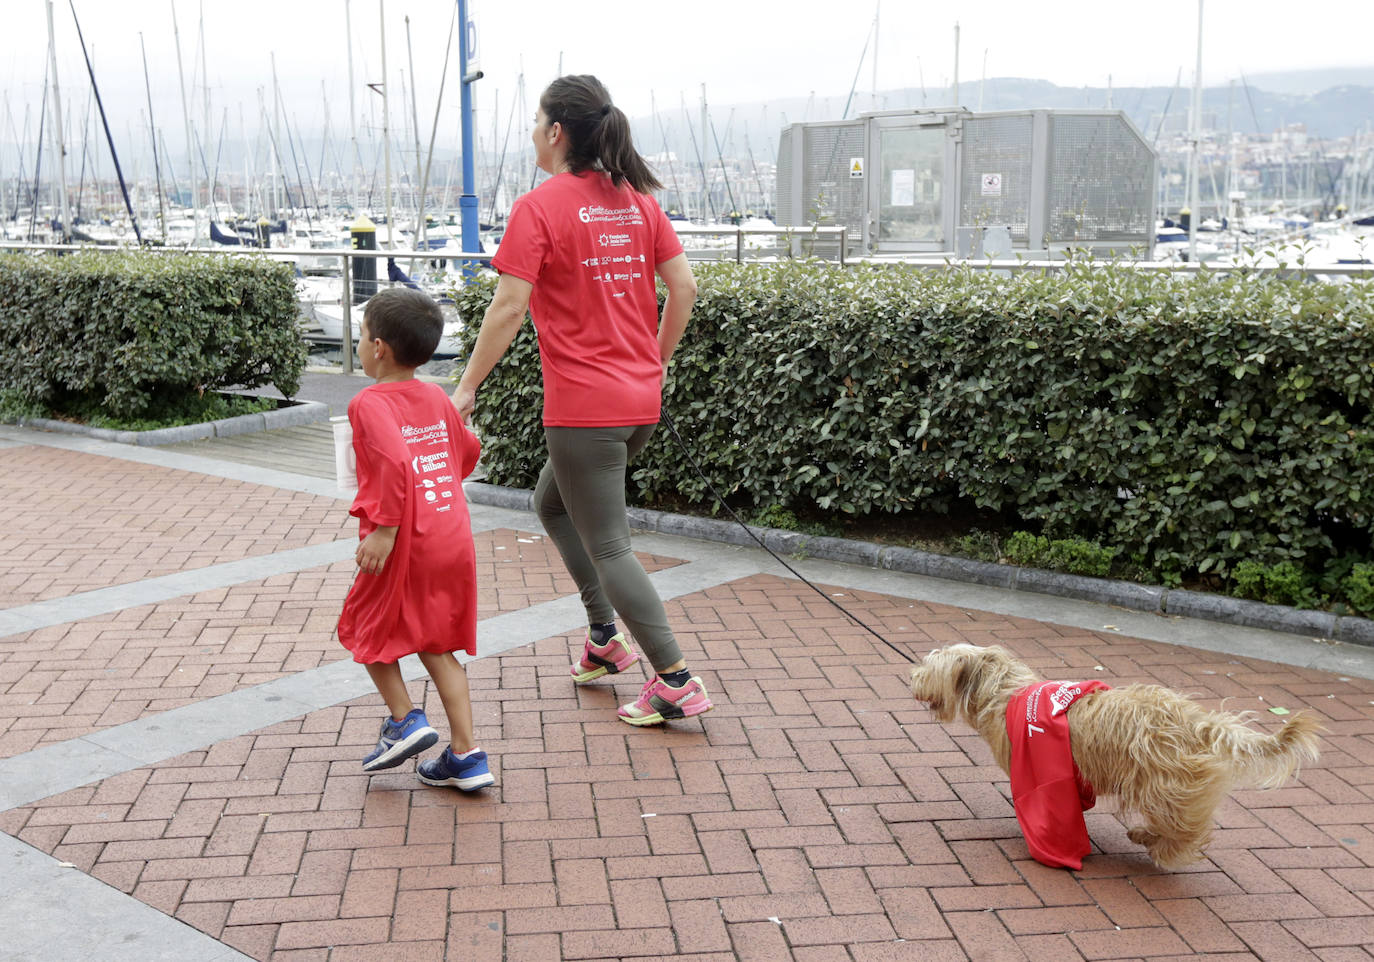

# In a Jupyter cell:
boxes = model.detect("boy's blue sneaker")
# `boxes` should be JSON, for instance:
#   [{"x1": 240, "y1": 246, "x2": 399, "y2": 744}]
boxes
[
  {"x1": 417, "y1": 747, "x2": 495, "y2": 791},
  {"x1": 362, "y1": 709, "x2": 439, "y2": 772}
]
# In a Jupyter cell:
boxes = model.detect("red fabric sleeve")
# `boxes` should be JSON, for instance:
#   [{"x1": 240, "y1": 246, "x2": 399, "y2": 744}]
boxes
[
  {"x1": 490, "y1": 197, "x2": 550, "y2": 285},
  {"x1": 348, "y1": 396, "x2": 407, "y2": 528}
]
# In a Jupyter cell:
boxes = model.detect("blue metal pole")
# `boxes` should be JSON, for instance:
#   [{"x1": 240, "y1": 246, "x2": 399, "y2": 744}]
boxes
[{"x1": 458, "y1": 0, "x2": 480, "y2": 261}]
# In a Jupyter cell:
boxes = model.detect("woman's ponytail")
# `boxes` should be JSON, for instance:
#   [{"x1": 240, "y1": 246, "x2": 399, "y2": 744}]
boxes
[{"x1": 541, "y1": 75, "x2": 662, "y2": 194}]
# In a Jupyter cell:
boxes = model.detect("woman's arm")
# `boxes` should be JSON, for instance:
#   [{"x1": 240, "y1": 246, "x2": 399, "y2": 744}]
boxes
[
  {"x1": 452, "y1": 272, "x2": 535, "y2": 417},
  {"x1": 656, "y1": 253, "x2": 697, "y2": 372}
]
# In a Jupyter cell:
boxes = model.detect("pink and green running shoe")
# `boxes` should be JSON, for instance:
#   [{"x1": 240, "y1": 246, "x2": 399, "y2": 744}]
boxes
[
  {"x1": 617, "y1": 675, "x2": 713, "y2": 726},
  {"x1": 570, "y1": 631, "x2": 640, "y2": 683}
]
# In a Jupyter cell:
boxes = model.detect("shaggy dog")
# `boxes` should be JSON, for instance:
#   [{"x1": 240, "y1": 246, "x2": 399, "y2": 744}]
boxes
[{"x1": 909, "y1": 643, "x2": 1322, "y2": 868}]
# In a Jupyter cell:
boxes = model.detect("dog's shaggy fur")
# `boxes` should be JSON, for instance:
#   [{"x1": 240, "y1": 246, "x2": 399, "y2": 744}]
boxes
[{"x1": 909, "y1": 643, "x2": 1322, "y2": 868}]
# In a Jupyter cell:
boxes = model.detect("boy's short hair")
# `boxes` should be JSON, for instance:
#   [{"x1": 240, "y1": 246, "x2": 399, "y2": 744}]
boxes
[{"x1": 363, "y1": 288, "x2": 444, "y2": 367}]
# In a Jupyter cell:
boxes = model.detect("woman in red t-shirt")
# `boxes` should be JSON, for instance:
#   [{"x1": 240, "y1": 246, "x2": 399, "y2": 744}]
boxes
[{"x1": 453, "y1": 75, "x2": 711, "y2": 727}]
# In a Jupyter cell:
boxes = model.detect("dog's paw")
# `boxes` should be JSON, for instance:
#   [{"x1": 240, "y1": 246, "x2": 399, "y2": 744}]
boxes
[{"x1": 1127, "y1": 826, "x2": 1158, "y2": 847}]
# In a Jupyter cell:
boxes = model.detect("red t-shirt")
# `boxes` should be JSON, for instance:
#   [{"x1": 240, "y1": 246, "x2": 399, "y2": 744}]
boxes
[
  {"x1": 336, "y1": 380, "x2": 482, "y2": 663},
  {"x1": 1006, "y1": 680, "x2": 1111, "y2": 870},
  {"x1": 491, "y1": 172, "x2": 684, "y2": 426}
]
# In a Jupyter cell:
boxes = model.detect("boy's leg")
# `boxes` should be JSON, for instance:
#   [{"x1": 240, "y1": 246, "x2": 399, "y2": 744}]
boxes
[
  {"x1": 361, "y1": 660, "x2": 438, "y2": 772},
  {"x1": 543, "y1": 425, "x2": 683, "y2": 672},
  {"x1": 416, "y1": 651, "x2": 476, "y2": 753},
  {"x1": 365, "y1": 661, "x2": 414, "y2": 721},
  {"x1": 415, "y1": 651, "x2": 494, "y2": 790}
]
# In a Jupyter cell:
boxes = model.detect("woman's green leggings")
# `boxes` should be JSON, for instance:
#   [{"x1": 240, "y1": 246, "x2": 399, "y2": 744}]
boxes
[{"x1": 534, "y1": 424, "x2": 682, "y2": 671}]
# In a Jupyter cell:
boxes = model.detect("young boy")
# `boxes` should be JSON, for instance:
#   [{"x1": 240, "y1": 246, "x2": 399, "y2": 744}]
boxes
[{"x1": 336, "y1": 287, "x2": 493, "y2": 791}]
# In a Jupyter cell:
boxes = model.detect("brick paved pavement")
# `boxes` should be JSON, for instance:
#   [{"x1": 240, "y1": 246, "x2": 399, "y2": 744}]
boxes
[{"x1": 2, "y1": 425, "x2": 1373, "y2": 961}]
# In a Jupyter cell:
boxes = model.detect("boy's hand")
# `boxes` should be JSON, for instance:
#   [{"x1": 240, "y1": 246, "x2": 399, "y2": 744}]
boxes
[{"x1": 356, "y1": 526, "x2": 399, "y2": 575}]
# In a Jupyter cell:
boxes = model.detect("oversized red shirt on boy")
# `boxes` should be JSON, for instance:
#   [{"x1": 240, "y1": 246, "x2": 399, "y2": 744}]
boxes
[
  {"x1": 1006, "y1": 680, "x2": 1111, "y2": 870},
  {"x1": 491, "y1": 171, "x2": 683, "y2": 426},
  {"x1": 337, "y1": 380, "x2": 482, "y2": 663}
]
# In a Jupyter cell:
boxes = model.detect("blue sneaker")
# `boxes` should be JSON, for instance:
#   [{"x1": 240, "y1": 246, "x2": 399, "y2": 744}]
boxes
[
  {"x1": 362, "y1": 709, "x2": 439, "y2": 772},
  {"x1": 417, "y1": 747, "x2": 495, "y2": 791}
]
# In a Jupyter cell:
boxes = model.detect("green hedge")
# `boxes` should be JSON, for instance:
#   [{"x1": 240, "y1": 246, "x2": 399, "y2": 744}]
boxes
[
  {"x1": 0, "y1": 250, "x2": 306, "y2": 418},
  {"x1": 453, "y1": 260, "x2": 1374, "y2": 584}
]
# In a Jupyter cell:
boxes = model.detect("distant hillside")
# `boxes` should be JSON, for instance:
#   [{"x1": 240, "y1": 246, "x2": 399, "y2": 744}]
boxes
[
  {"x1": 1235, "y1": 67, "x2": 1374, "y2": 96},
  {"x1": 633, "y1": 71, "x2": 1374, "y2": 166}
]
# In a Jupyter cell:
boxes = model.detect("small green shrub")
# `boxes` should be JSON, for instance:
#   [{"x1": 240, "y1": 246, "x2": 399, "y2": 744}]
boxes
[
  {"x1": 751, "y1": 505, "x2": 801, "y2": 530},
  {"x1": 1342, "y1": 563, "x2": 1374, "y2": 616},
  {"x1": 950, "y1": 529, "x2": 1001, "y2": 562},
  {"x1": 1044, "y1": 538, "x2": 1119, "y2": 577},
  {"x1": 1230, "y1": 560, "x2": 1323, "y2": 609},
  {"x1": 1003, "y1": 531, "x2": 1117, "y2": 576},
  {"x1": 1003, "y1": 531, "x2": 1050, "y2": 567}
]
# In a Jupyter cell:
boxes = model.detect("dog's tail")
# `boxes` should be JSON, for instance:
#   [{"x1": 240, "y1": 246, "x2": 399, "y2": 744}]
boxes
[{"x1": 1214, "y1": 712, "x2": 1323, "y2": 789}]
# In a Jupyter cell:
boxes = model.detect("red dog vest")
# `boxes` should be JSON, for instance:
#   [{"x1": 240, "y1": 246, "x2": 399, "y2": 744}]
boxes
[{"x1": 1006, "y1": 680, "x2": 1111, "y2": 869}]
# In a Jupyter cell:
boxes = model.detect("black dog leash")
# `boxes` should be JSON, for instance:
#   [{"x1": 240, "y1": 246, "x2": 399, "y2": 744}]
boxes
[{"x1": 659, "y1": 410, "x2": 917, "y2": 665}]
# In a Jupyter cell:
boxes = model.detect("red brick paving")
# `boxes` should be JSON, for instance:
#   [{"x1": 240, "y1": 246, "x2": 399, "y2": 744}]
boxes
[
  {"x1": 0, "y1": 526, "x2": 680, "y2": 759},
  {"x1": 4, "y1": 574, "x2": 1373, "y2": 960},
  {"x1": 0, "y1": 447, "x2": 353, "y2": 608}
]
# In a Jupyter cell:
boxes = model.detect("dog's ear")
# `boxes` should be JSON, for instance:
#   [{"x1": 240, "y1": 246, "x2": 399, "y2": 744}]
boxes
[{"x1": 949, "y1": 649, "x2": 988, "y2": 722}]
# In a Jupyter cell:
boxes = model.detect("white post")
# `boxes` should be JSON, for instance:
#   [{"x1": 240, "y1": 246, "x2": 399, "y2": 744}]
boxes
[
  {"x1": 44, "y1": 0, "x2": 71, "y2": 241},
  {"x1": 871, "y1": 1, "x2": 879, "y2": 112},
  {"x1": 952, "y1": 22, "x2": 960, "y2": 107}
]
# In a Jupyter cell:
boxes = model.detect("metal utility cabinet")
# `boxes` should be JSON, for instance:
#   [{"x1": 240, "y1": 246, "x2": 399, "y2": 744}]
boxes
[{"x1": 776, "y1": 108, "x2": 1157, "y2": 258}]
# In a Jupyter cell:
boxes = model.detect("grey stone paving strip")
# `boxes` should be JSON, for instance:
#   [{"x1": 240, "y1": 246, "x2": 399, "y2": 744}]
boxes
[
  {"x1": 0, "y1": 425, "x2": 344, "y2": 499},
  {"x1": 0, "y1": 541, "x2": 356, "y2": 637},
  {"x1": 0, "y1": 503, "x2": 522, "y2": 640},
  {"x1": 0, "y1": 831, "x2": 255, "y2": 962}
]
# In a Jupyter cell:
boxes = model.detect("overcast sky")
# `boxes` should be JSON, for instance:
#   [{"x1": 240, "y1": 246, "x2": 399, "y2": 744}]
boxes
[{"x1": 3, "y1": 0, "x2": 1371, "y2": 161}]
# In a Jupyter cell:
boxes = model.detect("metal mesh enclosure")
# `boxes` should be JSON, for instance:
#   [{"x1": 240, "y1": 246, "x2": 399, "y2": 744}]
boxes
[
  {"x1": 775, "y1": 126, "x2": 794, "y2": 223},
  {"x1": 801, "y1": 122, "x2": 865, "y2": 243},
  {"x1": 959, "y1": 115, "x2": 1034, "y2": 242},
  {"x1": 1047, "y1": 115, "x2": 1154, "y2": 243}
]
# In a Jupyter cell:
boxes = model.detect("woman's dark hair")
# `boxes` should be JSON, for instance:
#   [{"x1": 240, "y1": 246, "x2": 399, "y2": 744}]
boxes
[
  {"x1": 540, "y1": 75, "x2": 663, "y2": 194},
  {"x1": 363, "y1": 287, "x2": 443, "y2": 367}
]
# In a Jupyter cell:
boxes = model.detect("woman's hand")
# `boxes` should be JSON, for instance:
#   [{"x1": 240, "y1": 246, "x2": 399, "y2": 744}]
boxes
[{"x1": 452, "y1": 385, "x2": 476, "y2": 419}]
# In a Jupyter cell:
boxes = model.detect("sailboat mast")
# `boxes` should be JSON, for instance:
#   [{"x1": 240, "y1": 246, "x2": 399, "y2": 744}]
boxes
[
  {"x1": 1188, "y1": 0, "x2": 1203, "y2": 262},
  {"x1": 417, "y1": 3, "x2": 459, "y2": 246},
  {"x1": 44, "y1": 0, "x2": 71, "y2": 240},
  {"x1": 140, "y1": 33, "x2": 168, "y2": 242},
  {"x1": 380, "y1": 0, "x2": 393, "y2": 248},
  {"x1": 172, "y1": 0, "x2": 198, "y2": 242},
  {"x1": 345, "y1": 0, "x2": 361, "y2": 212},
  {"x1": 405, "y1": 15, "x2": 426, "y2": 251},
  {"x1": 700, "y1": 84, "x2": 708, "y2": 223}
]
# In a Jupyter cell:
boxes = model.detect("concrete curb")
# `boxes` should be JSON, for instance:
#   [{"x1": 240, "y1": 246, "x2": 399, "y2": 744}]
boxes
[
  {"x1": 12, "y1": 399, "x2": 328, "y2": 447},
  {"x1": 463, "y1": 481, "x2": 1374, "y2": 648}
]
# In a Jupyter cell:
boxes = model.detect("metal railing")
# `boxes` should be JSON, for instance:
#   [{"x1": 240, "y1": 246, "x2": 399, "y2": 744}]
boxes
[{"x1": 672, "y1": 224, "x2": 849, "y2": 265}]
